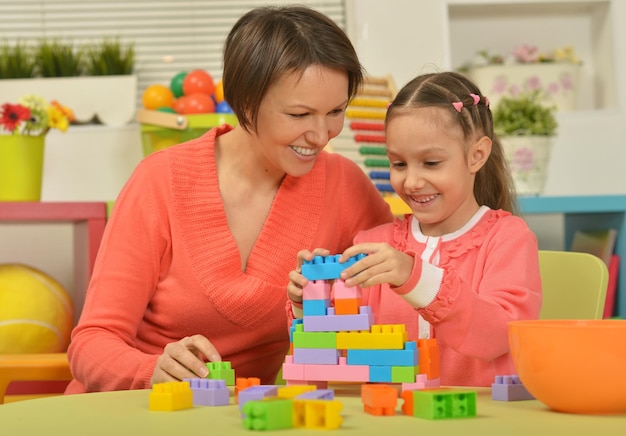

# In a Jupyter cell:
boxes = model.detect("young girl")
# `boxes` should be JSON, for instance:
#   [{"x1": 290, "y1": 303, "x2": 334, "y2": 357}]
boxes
[{"x1": 287, "y1": 71, "x2": 542, "y2": 387}]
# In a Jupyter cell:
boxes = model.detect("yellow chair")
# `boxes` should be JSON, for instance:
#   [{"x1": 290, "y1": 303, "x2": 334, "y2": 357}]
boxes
[
  {"x1": 539, "y1": 250, "x2": 609, "y2": 320},
  {"x1": 0, "y1": 353, "x2": 71, "y2": 404}
]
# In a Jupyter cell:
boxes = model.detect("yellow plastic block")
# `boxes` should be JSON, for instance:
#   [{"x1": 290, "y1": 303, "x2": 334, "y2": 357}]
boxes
[
  {"x1": 276, "y1": 385, "x2": 317, "y2": 399},
  {"x1": 293, "y1": 399, "x2": 343, "y2": 430},
  {"x1": 336, "y1": 324, "x2": 407, "y2": 350},
  {"x1": 149, "y1": 381, "x2": 193, "y2": 411}
]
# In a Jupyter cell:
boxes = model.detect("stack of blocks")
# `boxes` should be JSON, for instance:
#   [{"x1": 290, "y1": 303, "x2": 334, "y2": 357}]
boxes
[{"x1": 283, "y1": 254, "x2": 441, "y2": 388}]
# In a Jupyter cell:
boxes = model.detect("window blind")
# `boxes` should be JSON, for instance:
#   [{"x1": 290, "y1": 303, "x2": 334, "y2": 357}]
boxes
[{"x1": 0, "y1": 0, "x2": 346, "y2": 106}]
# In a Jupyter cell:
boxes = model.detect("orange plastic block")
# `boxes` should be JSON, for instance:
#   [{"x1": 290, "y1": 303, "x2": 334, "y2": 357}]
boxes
[
  {"x1": 417, "y1": 339, "x2": 440, "y2": 379},
  {"x1": 293, "y1": 399, "x2": 343, "y2": 429},
  {"x1": 235, "y1": 377, "x2": 261, "y2": 402},
  {"x1": 334, "y1": 298, "x2": 361, "y2": 315},
  {"x1": 149, "y1": 381, "x2": 193, "y2": 411},
  {"x1": 336, "y1": 324, "x2": 407, "y2": 350},
  {"x1": 361, "y1": 384, "x2": 398, "y2": 416}
]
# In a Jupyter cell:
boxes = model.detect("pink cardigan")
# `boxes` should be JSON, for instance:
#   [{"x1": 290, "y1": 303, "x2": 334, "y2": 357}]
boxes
[
  {"x1": 66, "y1": 125, "x2": 393, "y2": 393},
  {"x1": 355, "y1": 208, "x2": 542, "y2": 387}
]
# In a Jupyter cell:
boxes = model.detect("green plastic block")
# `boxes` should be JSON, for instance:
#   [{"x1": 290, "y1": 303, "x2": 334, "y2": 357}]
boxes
[
  {"x1": 391, "y1": 365, "x2": 419, "y2": 383},
  {"x1": 293, "y1": 324, "x2": 337, "y2": 348},
  {"x1": 242, "y1": 399, "x2": 294, "y2": 431},
  {"x1": 411, "y1": 389, "x2": 476, "y2": 420},
  {"x1": 206, "y1": 361, "x2": 235, "y2": 385}
]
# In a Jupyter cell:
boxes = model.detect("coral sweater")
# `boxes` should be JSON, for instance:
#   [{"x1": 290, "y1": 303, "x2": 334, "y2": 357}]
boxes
[
  {"x1": 354, "y1": 207, "x2": 542, "y2": 387},
  {"x1": 66, "y1": 125, "x2": 393, "y2": 393}
]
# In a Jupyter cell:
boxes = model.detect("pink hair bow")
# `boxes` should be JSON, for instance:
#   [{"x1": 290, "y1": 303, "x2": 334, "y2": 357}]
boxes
[
  {"x1": 452, "y1": 102, "x2": 464, "y2": 112},
  {"x1": 470, "y1": 93, "x2": 480, "y2": 105}
]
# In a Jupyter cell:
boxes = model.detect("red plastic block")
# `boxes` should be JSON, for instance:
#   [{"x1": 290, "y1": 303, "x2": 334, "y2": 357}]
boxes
[{"x1": 361, "y1": 384, "x2": 398, "y2": 416}]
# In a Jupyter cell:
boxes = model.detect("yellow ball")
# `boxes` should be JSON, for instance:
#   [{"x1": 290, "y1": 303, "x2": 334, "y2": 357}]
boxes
[
  {"x1": 0, "y1": 264, "x2": 74, "y2": 354},
  {"x1": 214, "y1": 79, "x2": 224, "y2": 103}
]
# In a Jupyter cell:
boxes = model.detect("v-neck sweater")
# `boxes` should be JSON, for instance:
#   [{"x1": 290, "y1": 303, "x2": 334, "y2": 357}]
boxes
[{"x1": 66, "y1": 125, "x2": 393, "y2": 393}]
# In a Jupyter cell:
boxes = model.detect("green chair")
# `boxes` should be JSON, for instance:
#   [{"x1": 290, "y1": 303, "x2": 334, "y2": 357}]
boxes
[{"x1": 538, "y1": 250, "x2": 609, "y2": 319}]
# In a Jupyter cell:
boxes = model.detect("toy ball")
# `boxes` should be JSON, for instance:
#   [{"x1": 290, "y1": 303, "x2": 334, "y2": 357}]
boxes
[
  {"x1": 183, "y1": 93, "x2": 216, "y2": 114},
  {"x1": 182, "y1": 69, "x2": 215, "y2": 97},
  {"x1": 142, "y1": 84, "x2": 175, "y2": 110},
  {"x1": 173, "y1": 96, "x2": 189, "y2": 114},
  {"x1": 214, "y1": 79, "x2": 225, "y2": 103},
  {"x1": 215, "y1": 100, "x2": 233, "y2": 114},
  {"x1": 170, "y1": 71, "x2": 187, "y2": 98},
  {"x1": 0, "y1": 264, "x2": 74, "y2": 353}
]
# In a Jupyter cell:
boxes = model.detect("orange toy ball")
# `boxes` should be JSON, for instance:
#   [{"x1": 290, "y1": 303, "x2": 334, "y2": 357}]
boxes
[
  {"x1": 142, "y1": 84, "x2": 175, "y2": 110},
  {"x1": 214, "y1": 79, "x2": 225, "y2": 103},
  {"x1": 173, "y1": 96, "x2": 189, "y2": 114},
  {"x1": 182, "y1": 69, "x2": 215, "y2": 97},
  {"x1": 183, "y1": 93, "x2": 216, "y2": 114}
]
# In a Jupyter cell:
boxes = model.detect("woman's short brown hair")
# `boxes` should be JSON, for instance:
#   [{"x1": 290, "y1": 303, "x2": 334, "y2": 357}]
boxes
[{"x1": 223, "y1": 5, "x2": 363, "y2": 132}]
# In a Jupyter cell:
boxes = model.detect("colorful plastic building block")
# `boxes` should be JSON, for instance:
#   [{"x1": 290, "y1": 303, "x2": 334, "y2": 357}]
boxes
[
  {"x1": 185, "y1": 378, "x2": 230, "y2": 406},
  {"x1": 336, "y1": 324, "x2": 407, "y2": 349},
  {"x1": 347, "y1": 341, "x2": 418, "y2": 366},
  {"x1": 293, "y1": 347, "x2": 340, "y2": 365},
  {"x1": 293, "y1": 399, "x2": 343, "y2": 429},
  {"x1": 302, "y1": 306, "x2": 374, "y2": 332},
  {"x1": 242, "y1": 398, "x2": 294, "y2": 431},
  {"x1": 207, "y1": 361, "x2": 235, "y2": 385},
  {"x1": 236, "y1": 377, "x2": 261, "y2": 401},
  {"x1": 296, "y1": 389, "x2": 334, "y2": 400},
  {"x1": 402, "y1": 373, "x2": 441, "y2": 391},
  {"x1": 302, "y1": 280, "x2": 331, "y2": 300},
  {"x1": 492, "y1": 374, "x2": 535, "y2": 401},
  {"x1": 361, "y1": 384, "x2": 398, "y2": 416},
  {"x1": 238, "y1": 385, "x2": 279, "y2": 411},
  {"x1": 301, "y1": 254, "x2": 366, "y2": 280},
  {"x1": 417, "y1": 338, "x2": 440, "y2": 379},
  {"x1": 149, "y1": 381, "x2": 193, "y2": 411},
  {"x1": 401, "y1": 388, "x2": 476, "y2": 420}
]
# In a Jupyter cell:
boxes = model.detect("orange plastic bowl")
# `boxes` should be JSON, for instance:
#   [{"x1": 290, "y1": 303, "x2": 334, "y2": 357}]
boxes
[{"x1": 508, "y1": 319, "x2": 626, "y2": 414}]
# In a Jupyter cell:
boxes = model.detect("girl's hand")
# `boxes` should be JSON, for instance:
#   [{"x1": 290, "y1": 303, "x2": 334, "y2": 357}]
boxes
[
  {"x1": 287, "y1": 248, "x2": 331, "y2": 304},
  {"x1": 150, "y1": 335, "x2": 221, "y2": 385},
  {"x1": 339, "y1": 243, "x2": 414, "y2": 288}
]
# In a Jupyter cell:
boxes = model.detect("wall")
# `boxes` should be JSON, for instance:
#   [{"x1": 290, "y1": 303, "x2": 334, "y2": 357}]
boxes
[{"x1": 1, "y1": 0, "x2": 625, "y2": 299}]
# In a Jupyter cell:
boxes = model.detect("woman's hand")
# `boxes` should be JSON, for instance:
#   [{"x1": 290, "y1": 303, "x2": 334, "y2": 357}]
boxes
[
  {"x1": 150, "y1": 335, "x2": 221, "y2": 385},
  {"x1": 339, "y1": 243, "x2": 414, "y2": 288},
  {"x1": 287, "y1": 248, "x2": 331, "y2": 305}
]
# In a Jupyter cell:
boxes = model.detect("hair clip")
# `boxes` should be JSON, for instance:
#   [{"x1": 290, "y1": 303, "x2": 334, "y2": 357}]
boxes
[
  {"x1": 470, "y1": 93, "x2": 480, "y2": 105},
  {"x1": 485, "y1": 97, "x2": 490, "y2": 107},
  {"x1": 452, "y1": 102, "x2": 463, "y2": 112}
]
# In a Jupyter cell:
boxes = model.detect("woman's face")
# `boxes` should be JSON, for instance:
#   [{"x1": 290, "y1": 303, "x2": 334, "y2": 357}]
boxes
[{"x1": 253, "y1": 65, "x2": 349, "y2": 177}]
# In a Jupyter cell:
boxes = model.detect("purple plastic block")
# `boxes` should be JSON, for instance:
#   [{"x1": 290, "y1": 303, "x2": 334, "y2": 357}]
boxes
[
  {"x1": 184, "y1": 378, "x2": 230, "y2": 406},
  {"x1": 492, "y1": 375, "x2": 535, "y2": 401},
  {"x1": 295, "y1": 389, "x2": 335, "y2": 400},
  {"x1": 303, "y1": 306, "x2": 374, "y2": 332},
  {"x1": 238, "y1": 385, "x2": 279, "y2": 410},
  {"x1": 293, "y1": 347, "x2": 341, "y2": 364}
]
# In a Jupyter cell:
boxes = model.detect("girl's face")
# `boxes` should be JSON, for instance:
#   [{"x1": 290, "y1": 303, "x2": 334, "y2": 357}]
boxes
[
  {"x1": 386, "y1": 107, "x2": 490, "y2": 236},
  {"x1": 252, "y1": 65, "x2": 349, "y2": 177}
]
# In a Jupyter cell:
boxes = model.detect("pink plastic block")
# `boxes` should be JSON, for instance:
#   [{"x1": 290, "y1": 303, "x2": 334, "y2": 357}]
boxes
[
  {"x1": 303, "y1": 306, "x2": 374, "y2": 332},
  {"x1": 492, "y1": 375, "x2": 535, "y2": 401},
  {"x1": 401, "y1": 374, "x2": 441, "y2": 392},
  {"x1": 303, "y1": 280, "x2": 331, "y2": 300},
  {"x1": 283, "y1": 355, "x2": 305, "y2": 380},
  {"x1": 303, "y1": 357, "x2": 370, "y2": 382},
  {"x1": 332, "y1": 279, "x2": 362, "y2": 300},
  {"x1": 185, "y1": 378, "x2": 230, "y2": 406},
  {"x1": 294, "y1": 348, "x2": 341, "y2": 365}
]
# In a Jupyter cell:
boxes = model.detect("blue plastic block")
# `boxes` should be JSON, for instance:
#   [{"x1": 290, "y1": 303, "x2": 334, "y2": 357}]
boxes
[
  {"x1": 369, "y1": 365, "x2": 392, "y2": 383},
  {"x1": 302, "y1": 254, "x2": 366, "y2": 280},
  {"x1": 347, "y1": 341, "x2": 418, "y2": 366},
  {"x1": 303, "y1": 299, "x2": 330, "y2": 316}
]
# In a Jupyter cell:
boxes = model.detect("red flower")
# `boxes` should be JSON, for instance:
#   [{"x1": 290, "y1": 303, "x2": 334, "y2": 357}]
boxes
[{"x1": 1, "y1": 103, "x2": 32, "y2": 132}]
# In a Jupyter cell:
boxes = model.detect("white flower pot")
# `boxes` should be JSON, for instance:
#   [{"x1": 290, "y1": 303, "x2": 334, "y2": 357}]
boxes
[
  {"x1": 468, "y1": 64, "x2": 581, "y2": 111},
  {"x1": 501, "y1": 136, "x2": 554, "y2": 196},
  {"x1": 0, "y1": 75, "x2": 137, "y2": 127}
]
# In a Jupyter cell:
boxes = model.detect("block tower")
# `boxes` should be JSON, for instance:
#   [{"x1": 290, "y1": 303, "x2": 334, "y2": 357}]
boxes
[{"x1": 282, "y1": 254, "x2": 440, "y2": 389}]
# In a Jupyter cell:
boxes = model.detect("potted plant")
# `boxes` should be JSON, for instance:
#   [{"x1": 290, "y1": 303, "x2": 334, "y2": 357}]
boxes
[
  {"x1": 492, "y1": 90, "x2": 558, "y2": 196},
  {"x1": 0, "y1": 37, "x2": 136, "y2": 127},
  {"x1": 460, "y1": 45, "x2": 582, "y2": 112}
]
